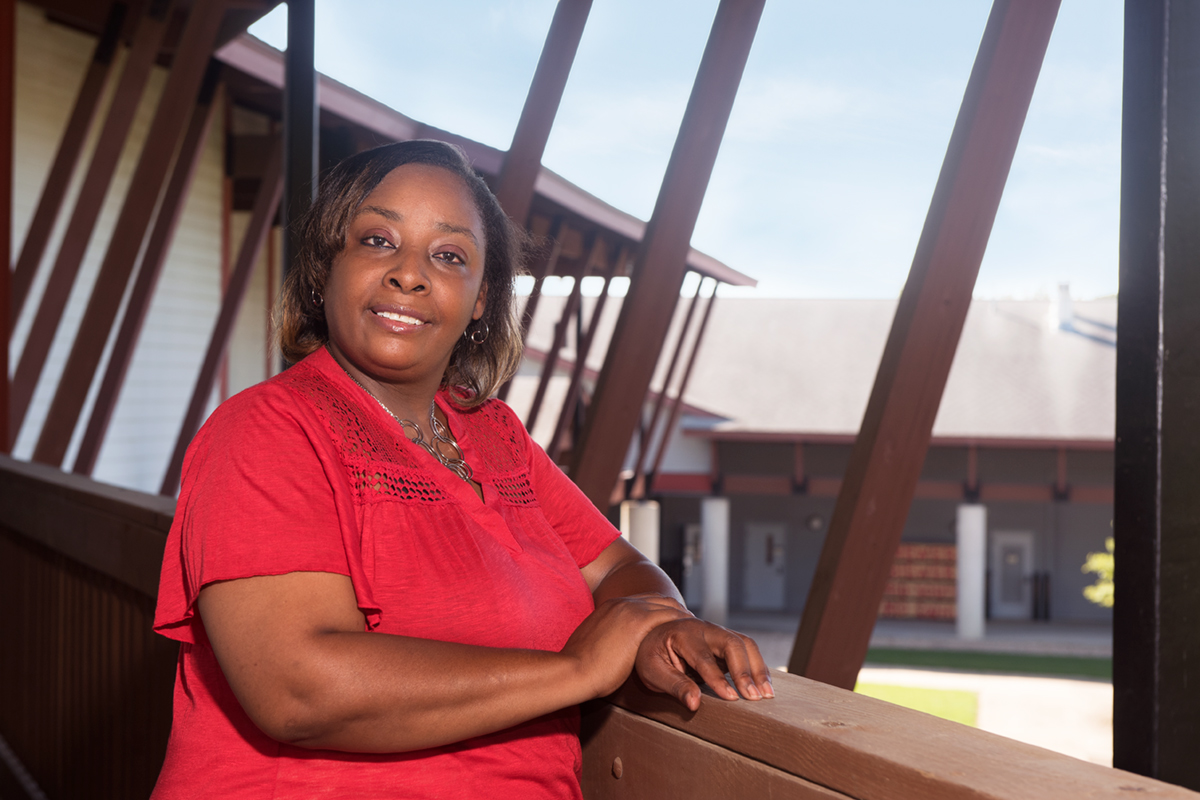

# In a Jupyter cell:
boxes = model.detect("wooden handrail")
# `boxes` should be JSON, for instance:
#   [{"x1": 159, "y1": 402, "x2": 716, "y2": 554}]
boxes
[
  {"x1": 0, "y1": 453, "x2": 172, "y2": 597},
  {"x1": 584, "y1": 672, "x2": 1197, "y2": 799}
]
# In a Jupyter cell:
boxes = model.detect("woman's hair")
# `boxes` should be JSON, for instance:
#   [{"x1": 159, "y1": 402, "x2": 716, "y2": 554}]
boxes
[{"x1": 277, "y1": 139, "x2": 528, "y2": 407}]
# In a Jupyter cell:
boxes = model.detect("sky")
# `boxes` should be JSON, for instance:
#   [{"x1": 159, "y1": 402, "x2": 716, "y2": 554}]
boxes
[{"x1": 248, "y1": 1, "x2": 1123, "y2": 300}]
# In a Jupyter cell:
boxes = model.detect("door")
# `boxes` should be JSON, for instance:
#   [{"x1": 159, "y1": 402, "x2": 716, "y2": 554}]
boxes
[
  {"x1": 743, "y1": 522, "x2": 786, "y2": 610},
  {"x1": 990, "y1": 530, "x2": 1034, "y2": 619}
]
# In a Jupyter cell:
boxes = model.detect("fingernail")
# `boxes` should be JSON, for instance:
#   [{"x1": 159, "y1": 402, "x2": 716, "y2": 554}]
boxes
[
  {"x1": 745, "y1": 684, "x2": 761, "y2": 700},
  {"x1": 763, "y1": 682, "x2": 775, "y2": 698}
]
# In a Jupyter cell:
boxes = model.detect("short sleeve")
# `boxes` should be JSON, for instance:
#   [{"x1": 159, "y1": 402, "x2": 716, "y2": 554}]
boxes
[
  {"x1": 523, "y1": 429, "x2": 621, "y2": 569},
  {"x1": 154, "y1": 382, "x2": 379, "y2": 644}
]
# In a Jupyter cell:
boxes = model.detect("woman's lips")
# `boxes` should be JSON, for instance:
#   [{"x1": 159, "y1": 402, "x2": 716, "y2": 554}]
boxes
[
  {"x1": 370, "y1": 307, "x2": 429, "y2": 332},
  {"x1": 374, "y1": 310, "x2": 425, "y2": 326}
]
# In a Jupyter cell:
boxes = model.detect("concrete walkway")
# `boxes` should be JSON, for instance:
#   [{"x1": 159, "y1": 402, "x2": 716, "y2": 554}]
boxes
[{"x1": 731, "y1": 615, "x2": 1114, "y2": 766}]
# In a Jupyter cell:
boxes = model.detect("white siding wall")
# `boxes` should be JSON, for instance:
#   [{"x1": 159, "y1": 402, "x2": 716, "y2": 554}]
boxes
[{"x1": 11, "y1": 3, "x2": 226, "y2": 494}]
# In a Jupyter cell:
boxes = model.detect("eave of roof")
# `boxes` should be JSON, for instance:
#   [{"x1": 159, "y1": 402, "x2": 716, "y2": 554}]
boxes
[{"x1": 214, "y1": 33, "x2": 756, "y2": 288}]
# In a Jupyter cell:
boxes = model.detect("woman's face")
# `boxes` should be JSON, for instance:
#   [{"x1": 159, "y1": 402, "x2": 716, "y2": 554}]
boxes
[{"x1": 324, "y1": 163, "x2": 487, "y2": 387}]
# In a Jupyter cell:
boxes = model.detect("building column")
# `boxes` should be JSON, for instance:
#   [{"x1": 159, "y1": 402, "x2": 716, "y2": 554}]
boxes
[
  {"x1": 619, "y1": 499, "x2": 660, "y2": 565},
  {"x1": 956, "y1": 503, "x2": 987, "y2": 641},
  {"x1": 701, "y1": 496, "x2": 730, "y2": 626}
]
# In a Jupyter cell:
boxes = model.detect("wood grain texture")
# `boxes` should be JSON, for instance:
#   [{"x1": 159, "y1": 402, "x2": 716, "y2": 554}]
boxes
[
  {"x1": 582, "y1": 703, "x2": 849, "y2": 799},
  {"x1": 605, "y1": 670, "x2": 1198, "y2": 800}
]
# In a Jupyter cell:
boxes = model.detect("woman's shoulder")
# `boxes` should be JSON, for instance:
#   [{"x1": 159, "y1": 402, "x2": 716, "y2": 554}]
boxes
[{"x1": 198, "y1": 356, "x2": 329, "y2": 439}]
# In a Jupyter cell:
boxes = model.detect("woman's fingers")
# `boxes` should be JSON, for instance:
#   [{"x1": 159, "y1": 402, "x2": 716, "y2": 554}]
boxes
[{"x1": 635, "y1": 620, "x2": 775, "y2": 710}]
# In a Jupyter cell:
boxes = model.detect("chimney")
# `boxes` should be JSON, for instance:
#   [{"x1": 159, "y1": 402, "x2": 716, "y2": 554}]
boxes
[{"x1": 1049, "y1": 282, "x2": 1073, "y2": 330}]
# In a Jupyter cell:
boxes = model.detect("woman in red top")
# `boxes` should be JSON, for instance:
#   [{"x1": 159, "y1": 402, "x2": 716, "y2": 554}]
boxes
[{"x1": 153, "y1": 140, "x2": 771, "y2": 798}]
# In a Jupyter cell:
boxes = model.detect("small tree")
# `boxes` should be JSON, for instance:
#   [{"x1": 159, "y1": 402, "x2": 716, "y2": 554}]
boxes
[{"x1": 1082, "y1": 537, "x2": 1114, "y2": 608}]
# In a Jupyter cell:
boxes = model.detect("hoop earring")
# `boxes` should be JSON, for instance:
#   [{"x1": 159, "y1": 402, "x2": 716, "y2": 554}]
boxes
[
  {"x1": 467, "y1": 323, "x2": 489, "y2": 345},
  {"x1": 311, "y1": 289, "x2": 324, "y2": 308}
]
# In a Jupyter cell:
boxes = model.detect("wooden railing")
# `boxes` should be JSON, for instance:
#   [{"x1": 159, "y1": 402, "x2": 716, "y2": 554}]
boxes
[{"x1": 1, "y1": 454, "x2": 1196, "y2": 800}]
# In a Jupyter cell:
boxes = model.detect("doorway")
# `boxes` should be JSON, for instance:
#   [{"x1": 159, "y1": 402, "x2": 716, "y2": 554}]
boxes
[
  {"x1": 743, "y1": 522, "x2": 786, "y2": 610},
  {"x1": 990, "y1": 530, "x2": 1034, "y2": 619}
]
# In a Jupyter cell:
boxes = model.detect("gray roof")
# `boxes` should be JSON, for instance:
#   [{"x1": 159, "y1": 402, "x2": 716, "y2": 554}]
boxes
[{"x1": 516, "y1": 295, "x2": 1116, "y2": 443}]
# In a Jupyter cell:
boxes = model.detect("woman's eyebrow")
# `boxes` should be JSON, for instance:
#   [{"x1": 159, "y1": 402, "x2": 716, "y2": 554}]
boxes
[
  {"x1": 356, "y1": 206, "x2": 477, "y2": 245},
  {"x1": 358, "y1": 204, "x2": 401, "y2": 222},
  {"x1": 436, "y1": 222, "x2": 479, "y2": 246}
]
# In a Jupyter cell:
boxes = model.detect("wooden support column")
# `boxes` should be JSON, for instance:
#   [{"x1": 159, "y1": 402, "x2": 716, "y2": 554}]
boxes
[
  {"x1": 787, "y1": 0, "x2": 1059, "y2": 689},
  {"x1": 1114, "y1": 2, "x2": 1200, "y2": 788},
  {"x1": 647, "y1": 286, "x2": 718, "y2": 487},
  {"x1": 498, "y1": 216, "x2": 565, "y2": 402},
  {"x1": 9, "y1": 0, "x2": 174, "y2": 436},
  {"x1": 548, "y1": 245, "x2": 624, "y2": 463},
  {"x1": 568, "y1": 0, "x2": 764, "y2": 507},
  {"x1": 10, "y1": 1, "x2": 128, "y2": 317},
  {"x1": 526, "y1": 234, "x2": 598, "y2": 432},
  {"x1": 282, "y1": 0, "x2": 316, "y2": 278},
  {"x1": 161, "y1": 142, "x2": 282, "y2": 495},
  {"x1": 72, "y1": 62, "x2": 222, "y2": 477},
  {"x1": 631, "y1": 274, "x2": 703, "y2": 495},
  {"x1": 493, "y1": 0, "x2": 592, "y2": 226},
  {"x1": 32, "y1": 0, "x2": 229, "y2": 468},
  {"x1": 0, "y1": 0, "x2": 12, "y2": 452}
]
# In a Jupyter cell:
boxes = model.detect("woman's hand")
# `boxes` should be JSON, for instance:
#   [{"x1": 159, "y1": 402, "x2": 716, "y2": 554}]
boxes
[
  {"x1": 634, "y1": 618, "x2": 774, "y2": 712},
  {"x1": 560, "y1": 594, "x2": 692, "y2": 699}
]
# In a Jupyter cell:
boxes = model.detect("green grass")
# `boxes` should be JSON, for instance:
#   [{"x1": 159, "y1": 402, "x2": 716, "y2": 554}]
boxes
[
  {"x1": 864, "y1": 648, "x2": 1111, "y2": 680},
  {"x1": 854, "y1": 682, "x2": 978, "y2": 726}
]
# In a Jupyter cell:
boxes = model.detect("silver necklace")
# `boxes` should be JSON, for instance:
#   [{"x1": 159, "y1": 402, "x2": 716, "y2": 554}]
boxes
[{"x1": 335, "y1": 360, "x2": 473, "y2": 483}]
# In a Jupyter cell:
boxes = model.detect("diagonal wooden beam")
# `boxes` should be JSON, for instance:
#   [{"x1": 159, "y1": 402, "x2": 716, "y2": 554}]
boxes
[
  {"x1": 498, "y1": 215, "x2": 565, "y2": 402},
  {"x1": 493, "y1": 0, "x2": 592, "y2": 227},
  {"x1": 8, "y1": 0, "x2": 174, "y2": 437},
  {"x1": 548, "y1": 245, "x2": 625, "y2": 463},
  {"x1": 9, "y1": 1, "x2": 128, "y2": 318},
  {"x1": 787, "y1": 0, "x2": 1061, "y2": 690},
  {"x1": 631, "y1": 273, "x2": 702, "y2": 496},
  {"x1": 32, "y1": 0, "x2": 230, "y2": 468},
  {"x1": 647, "y1": 284, "x2": 718, "y2": 489},
  {"x1": 1114, "y1": 1, "x2": 1200, "y2": 788},
  {"x1": 567, "y1": 0, "x2": 765, "y2": 507},
  {"x1": 72, "y1": 62, "x2": 222, "y2": 477},
  {"x1": 526, "y1": 233, "x2": 599, "y2": 433},
  {"x1": 161, "y1": 141, "x2": 282, "y2": 495}
]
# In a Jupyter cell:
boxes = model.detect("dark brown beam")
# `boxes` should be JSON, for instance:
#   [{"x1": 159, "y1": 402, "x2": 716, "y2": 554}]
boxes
[
  {"x1": 282, "y1": 0, "x2": 316, "y2": 278},
  {"x1": 32, "y1": 0, "x2": 230, "y2": 467},
  {"x1": 567, "y1": 0, "x2": 764, "y2": 507},
  {"x1": 8, "y1": 0, "x2": 174, "y2": 437},
  {"x1": 1114, "y1": 1, "x2": 1200, "y2": 789},
  {"x1": 548, "y1": 245, "x2": 624, "y2": 463},
  {"x1": 0, "y1": 0, "x2": 12, "y2": 452},
  {"x1": 72, "y1": 62, "x2": 222, "y2": 477},
  {"x1": 525, "y1": 234, "x2": 598, "y2": 432},
  {"x1": 787, "y1": 0, "x2": 1060, "y2": 690},
  {"x1": 631, "y1": 273, "x2": 703, "y2": 496},
  {"x1": 161, "y1": 140, "x2": 282, "y2": 495},
  {"x1": 647, "y1": 286, "x2": 717, "y2": 486},
  {"x1": 10, "y1": 1, "x2": 127, "y2": 318},
  {"x1": 493, "y1": 0, "x2": 592, "y2": 226}
]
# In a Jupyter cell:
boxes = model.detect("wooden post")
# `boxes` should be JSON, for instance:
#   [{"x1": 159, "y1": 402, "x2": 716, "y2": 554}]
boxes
[
  {"x1": 493, "y1": 0, "x2": 592, "y2": 226},
  {"x1": 647, "y1": 283, "x2": 718, "y2": 489},
  {"x1": 631, "y1": 274, "x2": 702, "y2": 495},
  {"x1": 548, "y1": 245, "x2": 624, "y2": 463},
  {"x1": 1114, "y1": 1, "x2": 1200, "y2": 789},
  {"x1": 787, "y1": 0, "x2": 1060, "y2": 689},
  {"x1": 72, "y1": 63, "x2": 222, "y2": 476},
  {"x1": 9, "y1": 1, "x2": 127, "y2": 317},
  {"x1": 282, "y1": 0, "x2": 317, "y2": 279},
  {"x1": 568, "y1": 0, "x2": 765, "y2": 508},
  {"x1": 31, "y1": 0, "x2": 230, "y2": 468},
  {"x1": 498, "y1": 216, "x2": 565, "y2": 402},
  {"x1": 8, "y1": 0, "x2": 174, "y2": 437},
  {"x1": 0, "y1": 0, "x2": 12, "y2": 452},
  {"x1": 161, "y1": 142, "x2": 282, "y2": 496}
]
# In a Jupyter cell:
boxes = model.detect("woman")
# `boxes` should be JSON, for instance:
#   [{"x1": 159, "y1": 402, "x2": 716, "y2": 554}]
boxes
[{"x1": 152, "y1": 140, "x2": 772, "y2": 798}]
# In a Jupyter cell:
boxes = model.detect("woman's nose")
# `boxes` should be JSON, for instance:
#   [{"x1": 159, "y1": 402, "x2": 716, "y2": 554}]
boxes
[{"x1": 384, "y1": 249, "x2": 429, "y2": 293}]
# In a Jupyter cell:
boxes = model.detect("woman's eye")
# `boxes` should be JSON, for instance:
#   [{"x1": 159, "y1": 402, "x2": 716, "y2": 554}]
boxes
[
  {"x1": 362, "y1": 234, "x2": 392, "y2": 248},
  {"x1": 435, "y1": 251, "x2": 465, "y2": 265}
]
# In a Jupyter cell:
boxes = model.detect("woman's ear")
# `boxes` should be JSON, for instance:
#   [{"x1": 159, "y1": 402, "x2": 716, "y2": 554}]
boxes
[{"x1": 473, "y1": 282, "x2": 487, "y2": 320}]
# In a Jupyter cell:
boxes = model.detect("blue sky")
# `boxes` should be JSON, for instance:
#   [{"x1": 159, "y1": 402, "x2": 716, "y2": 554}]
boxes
[{"x1": 249, "y1": 1, "x2": 1123, "y2": 300}]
